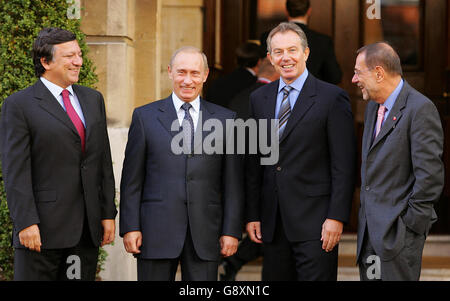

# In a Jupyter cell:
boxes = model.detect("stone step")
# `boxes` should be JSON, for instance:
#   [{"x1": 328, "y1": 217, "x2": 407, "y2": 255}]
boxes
[{"x1": 232, "y1": 265, "x2": 450, "y2": 281}]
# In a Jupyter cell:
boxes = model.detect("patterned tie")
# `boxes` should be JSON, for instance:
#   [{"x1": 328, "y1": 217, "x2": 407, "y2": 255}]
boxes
[
  {"x1": 277, "y1": 85, "x2": 292, "y2": 139},
  {"x1": 375, "y1": 104, "x2": 387, "y2": 138},
  {"x1": 61, "y1": 89, "x2": 85, "y2": 152},
  {"x1": 181, "y1": 102, "x2": 194, "y2": 154}
]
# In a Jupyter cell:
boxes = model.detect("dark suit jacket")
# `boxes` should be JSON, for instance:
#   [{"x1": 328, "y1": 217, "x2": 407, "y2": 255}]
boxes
[
  {"x1": 357, "y1": 81, "x2": 444, "y2": 261},
  {"x1": 119, "y1": 96, "x2": 244, "y2": 261},
  {"x1": 246, "y1": 74, "x2": 356, "y2": 243},
  {"x1": 0, "y1": 80, "x2": 117, "y2": 249},
  {"x1": 206, "y1": 67, "x2": 257, "y2": 108},
  {"x1": 228, "y1": 81, "x2": 267, "y2": 120},
  {"x1": 294, "y1": 23, "x2": 342, "y2": 85}
]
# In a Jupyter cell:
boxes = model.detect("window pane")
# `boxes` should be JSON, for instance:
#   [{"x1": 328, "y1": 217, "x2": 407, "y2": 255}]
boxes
[{"x1": 380, "y1": 0, "x2": 421, "y2": 68}]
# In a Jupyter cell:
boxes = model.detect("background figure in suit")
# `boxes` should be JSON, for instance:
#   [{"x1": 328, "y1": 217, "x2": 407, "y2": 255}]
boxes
[
  {"x1": 285, "y1": 0, "x2": 342, "y2": 84},
  {"x1": 220, "y1": 58, "x2": 279, "y2": 280},
  {"x1": 246, "y1": 22, "x2": 356, "y2": 281},
  {"x1": 0, "y1": 27, "x2": 116, "y2": 281},
  {"x1": 120, "y1": 46, "x2": 244, "y2": 281},
  {"x1": 205, "y1": 42, "x2": 264, "y2": 108},
  {"x1": 228, "y1": 58, "x2": 280, "y2": 120},
  {"x1": 353, "y1": 42, "x2": 444, "y2": 281}
]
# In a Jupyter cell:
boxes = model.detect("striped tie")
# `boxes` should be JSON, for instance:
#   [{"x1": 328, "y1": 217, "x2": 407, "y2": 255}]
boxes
[
  {"x1": 278, "y1": 85, "x2": 292, "y2": 139},
  {"x1": 181, "y1": 102, "x2": 194, "y2": 154}
]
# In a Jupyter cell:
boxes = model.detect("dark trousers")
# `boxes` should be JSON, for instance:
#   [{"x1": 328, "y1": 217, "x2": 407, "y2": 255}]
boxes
[
  {"x1": 262, "y1": 213, "x2": 338, "y2": 281},
  {"x1": 225, "y1": 234, "x2": 262, "y2": 270},
  {"x1": 137, "y1": 227, "x2": 218, "y2": 281},
  {"x1": 359, "y1": 227, "x2": 425, "y2": 281},
  {"x1": 14, "y1": 218, "x2": 99, "y2": 281}
]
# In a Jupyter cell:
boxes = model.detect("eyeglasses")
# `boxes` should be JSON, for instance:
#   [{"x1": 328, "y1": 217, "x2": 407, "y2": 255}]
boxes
[{"x1": 353, "y1": 68, "x2": 372, "y2": 77}]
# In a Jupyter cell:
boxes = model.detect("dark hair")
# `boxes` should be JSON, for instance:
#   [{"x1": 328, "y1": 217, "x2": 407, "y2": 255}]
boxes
[
  {"x1": 286, "y1": 0, "x2": 310, "y2": 18},
  {"x1": 357, "y1": 42, "x2": 403, "y2": 76},
  {"x1": 32, "y1": 27, "x2": 77, "y2": 77},
  {"x1": 236, "y1": 42, "x2": 265, "y2": 68}
]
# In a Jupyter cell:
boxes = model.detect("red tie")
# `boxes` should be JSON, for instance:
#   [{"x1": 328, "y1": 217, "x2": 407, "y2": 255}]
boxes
[{"x1": 62, "y1": 89, "x2": 85, "y2": 152}]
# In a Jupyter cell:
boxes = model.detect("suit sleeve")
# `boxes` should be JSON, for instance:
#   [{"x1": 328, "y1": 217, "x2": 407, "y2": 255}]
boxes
[
  {"x1": 0, "y1": 96, "x2": 40, "y2": 232},
  {"x1": 221, "y1": 112, "x2": 244, "y2": 239},
  {"x1": 119, "y1": 109, "x2": 146, "y2": 236},
  {"x1": 98, "y1": 92, "x2": 117, "y2": 219},
  {"x1": 402, "y1": 100, "x2": 444, "y2": 235},
  {"x1": 326, "y1": 90, "x2": 356, "y2": 223}
]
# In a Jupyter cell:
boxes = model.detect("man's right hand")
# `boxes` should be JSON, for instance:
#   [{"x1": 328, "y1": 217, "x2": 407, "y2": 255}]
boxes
[
  {"x1": 19, "y1": 224, "x2": 41, "y2": 252},
  {"x1": 123, "y1": 231, "x2": 142, "y2": 254},
  {"x1": 246, "y1": 222, "x2": 263, "y2": 244}
]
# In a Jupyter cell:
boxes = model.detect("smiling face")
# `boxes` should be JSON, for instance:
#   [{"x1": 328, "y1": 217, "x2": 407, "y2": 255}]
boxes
[
  {"x1": 41, "y1": 40, "x2": 82, "y2": 88},
  {"x1": 268, "y1": 30, "x2": 309, "y2": 84},
  {"x1": 168, "y1": 51, "x2": 209, "y2": 103},
  {"x1": 352, "y1": 52, "x2": 379, "y2": 102}
]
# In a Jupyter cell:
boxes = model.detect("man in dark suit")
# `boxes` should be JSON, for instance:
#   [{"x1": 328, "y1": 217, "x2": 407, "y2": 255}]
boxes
[
  {"x1": 120, "y1": 46, "x2": 244, "y2": 281},
  {"x1": 0, "y1": 27, "x2": 116, "y2": 281},
  {"x1": 353, "y1": 42, "x2": 444, "y2": 281},
  {"x1": 206, "y1": 42, "x2": 264, "y2": 108},
  {"x1": 285, "y1": 0, "x2": 342, "y2": 84},
  {"x1": 246, "y1": 22, "x2": 356, "y2": 281}
]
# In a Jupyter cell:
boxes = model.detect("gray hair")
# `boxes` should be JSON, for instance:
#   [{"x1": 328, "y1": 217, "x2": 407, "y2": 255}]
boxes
[
  {"x1": 266, "y1": 22, "x2": 308, "y2": 53},
  {"x1": 169, "y1": 46, "x2": 209, "y2": 71},
  {"x1": 357, "y1": 42, "x2": 403, "y2": 76}
]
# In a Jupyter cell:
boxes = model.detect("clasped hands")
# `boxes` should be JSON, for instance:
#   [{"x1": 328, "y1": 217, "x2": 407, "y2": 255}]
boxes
[{"x1": 246, "y1": 218, "x2": 343, "y2": 252}]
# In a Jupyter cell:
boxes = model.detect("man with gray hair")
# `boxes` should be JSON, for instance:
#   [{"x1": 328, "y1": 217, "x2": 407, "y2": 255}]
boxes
[
  {"x1": 119, "y1": 46, "x2": 244, "y2": 280},
  {"x1": 246, "y1": 22, "x2": 356, "y2": 280},
  {"x1": 353, "y1": 42, "x2": 444, "y2": 280}
]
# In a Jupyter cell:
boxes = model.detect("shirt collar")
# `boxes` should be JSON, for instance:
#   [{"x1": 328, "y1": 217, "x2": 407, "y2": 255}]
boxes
[
  {"x1": 40, "y1": 77, "x2": 74, "y2": 99},
  {"x1": 172, "y1": 92, "x2": 200, "y2": 113},
  {"x1": 382, "y1": 79, "x2": 404, "y2": 113},
  {"x1": 278, "y1": 68, "x2": 309, "y2": 93}
]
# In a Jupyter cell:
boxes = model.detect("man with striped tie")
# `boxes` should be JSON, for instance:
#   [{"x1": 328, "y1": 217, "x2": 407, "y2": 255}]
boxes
[{"x1": 246, "y1": 22, "x2": 356, "y2": 280}]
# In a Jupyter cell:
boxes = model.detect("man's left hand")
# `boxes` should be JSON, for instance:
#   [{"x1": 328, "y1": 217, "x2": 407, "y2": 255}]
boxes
[
  {"x1": 321, "y1": 219, "x2": 343, "y2": 252},
  {"x1": 101, "y1": 219, "x2": 115, "y2": 246},
  {"x1": 220, "y1": 235, "x2": 238, "y2": 257}
]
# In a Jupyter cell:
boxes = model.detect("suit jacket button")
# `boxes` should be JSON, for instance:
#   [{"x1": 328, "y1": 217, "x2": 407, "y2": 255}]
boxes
[{"x1": 276, "y1": 166, "x2": 282, "y2": 171}]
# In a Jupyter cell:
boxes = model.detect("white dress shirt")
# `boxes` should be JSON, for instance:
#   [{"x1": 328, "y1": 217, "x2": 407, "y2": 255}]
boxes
[
  {"x1": 171, "y1": 92, "x2": 200, "y2": 131},
  {"x1": 40, "y1": 77, "x2": 86, "y2": 126}
]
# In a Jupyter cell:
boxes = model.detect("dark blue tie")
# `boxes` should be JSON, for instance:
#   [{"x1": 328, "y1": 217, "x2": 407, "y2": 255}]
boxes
[{"x1": 181, "y1": 102, "x2": 194, "y2": 154}]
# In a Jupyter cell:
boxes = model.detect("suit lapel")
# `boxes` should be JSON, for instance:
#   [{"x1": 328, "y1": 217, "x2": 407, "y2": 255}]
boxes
[
  {"x1": 362, "y1": 101, "x2": 377, "y2": 157},
  {"x1": 157, "y1": 96, "x2": 181, "y2": 138},
  {"x1": 279, "y1": 74, "x2": 316, "y2": 144},
  {"x1": 260, "y1": 81, "x2": 279, "y2": 145},
  {"x1": 196, "y1": 98, "x2": 215, "y2": 151},
  {"x1": 369, "y1": 81, "x2": 408, "y2": 152},
  {"x1": 73, "y1": 85, "x2": 94, "y2": 148},
  {"x1": 34, "y1": 80, "x2": 79, "y2": 137}
]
